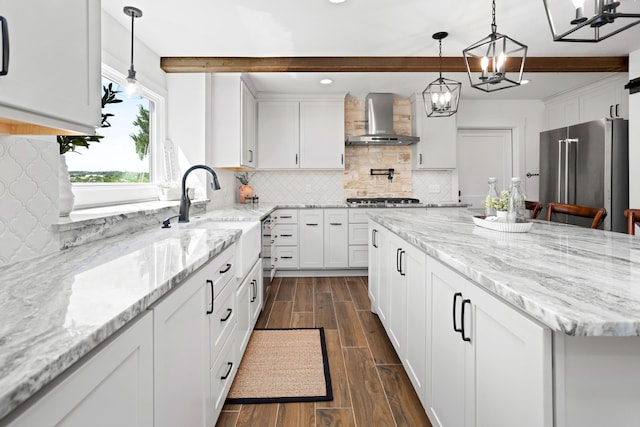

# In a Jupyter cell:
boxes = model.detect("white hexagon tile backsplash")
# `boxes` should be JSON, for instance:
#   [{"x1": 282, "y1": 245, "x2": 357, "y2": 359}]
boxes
[{"x1": 0, "y1": 136, "x2": 59, "y2": 267}]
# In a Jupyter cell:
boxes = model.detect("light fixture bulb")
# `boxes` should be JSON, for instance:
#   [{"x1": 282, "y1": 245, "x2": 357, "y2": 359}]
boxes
[
  {"x1": 481, "y1": 56, "x2": 489, "y2": 71},
  {"x1": 319, "y1": 78, "x2": 334, "y2": 85},
  {"x1": 431, "y1": 93, "x2": 439, "y2": 104},
  {"x1": 444, "y1": 91, "x2": 452, "y2": 102}
]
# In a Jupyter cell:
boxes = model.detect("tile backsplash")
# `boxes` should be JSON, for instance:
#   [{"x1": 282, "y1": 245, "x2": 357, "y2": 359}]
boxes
[{"x1": 0, "y1": 136, "x2": 59, "y2": 267}]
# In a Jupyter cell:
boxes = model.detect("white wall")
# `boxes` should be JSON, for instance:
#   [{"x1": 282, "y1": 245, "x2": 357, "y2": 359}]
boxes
[
  {"x1": 629, "y1": 49, "x2": 640, "y2": 208},
  {"x1": 456, "y1": 99, "x2": 546, "y2": 200}
]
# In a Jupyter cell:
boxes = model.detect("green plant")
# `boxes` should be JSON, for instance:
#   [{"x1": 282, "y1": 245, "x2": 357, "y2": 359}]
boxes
[
  {"x1": 486, "y1": 189, "x2": 511, "y2": 211},
  {"x1": 57, "y1": 83, "x2": 123, "y2": 155}
]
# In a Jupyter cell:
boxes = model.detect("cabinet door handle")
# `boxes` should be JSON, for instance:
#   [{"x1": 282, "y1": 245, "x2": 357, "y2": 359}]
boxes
[
  {"x1": 250, "y1": 279, "x2": 257, "y2": 302},
  {"x1": 461, "y1": 299, "x2": 472, "y2": 342},
  {"x1": 610, "y1": 105, "x2": 614, "y2": 118},
  {"x1": 248, "y1": 149, "x2": 254, "y2": 162},
  {"x1": 220, "y1": 308, "x2": 233, "y2": 322},
  {"x1": 419, "y1": 153, "x2": 423, "y2": 165},
  {"x1": 399, "y1": 250, "x2": 406, "y2": 276},
  {"x1": 396, "y1": 248, "x2": 402, "y2": 273},
  {"x1": 615, "y1": 104, "x2": 620, "y2": 117},
  {"x1": 372, "y1": 229, "x2": 378, "y2": 248},
  {"x1": 206, "y1": 279, "x2": 214, "y2": 314},
  {"x1": 219, "y1": 263, "x2": 232, "y2": 274},
  {"x1": 341, "y1": 153, "x2": 344, "y2": 165},
  {"x1": 452, "y1": 292, "x2": 463, "y2": 334},
  {"x1": 295, "y1": 153, "x2": 298, "y2": 165},
  {"x1": 330, "y1": 222, "x2": 342, "y2": 226},
  {"x1": 220, "y1": 362, "x2": 233, "y2": 380},
  {"x1": 0, "y1": 17, "x2": 8, "y2": 76}
]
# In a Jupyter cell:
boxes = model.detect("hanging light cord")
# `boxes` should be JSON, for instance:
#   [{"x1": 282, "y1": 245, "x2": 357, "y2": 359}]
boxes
[
  {"x1": 491, "y1": 0, "x2": 497, "y2": 34},
  {"x1": 438, "y1": 38, "x2": 443, "y2": 80},
  {"x1": 129, "y1": 12, "x2": 135, "y2": 72}
]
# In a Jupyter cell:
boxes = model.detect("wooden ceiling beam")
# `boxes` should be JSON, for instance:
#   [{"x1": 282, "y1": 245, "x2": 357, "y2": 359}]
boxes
[{"x1": 160, "y1": 56, "x2": 628, "y2": 73}]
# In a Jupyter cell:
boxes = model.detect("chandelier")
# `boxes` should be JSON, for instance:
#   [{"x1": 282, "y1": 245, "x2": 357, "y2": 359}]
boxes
[
  {"x1": 463, "y1": 0, "x2": 527, "y2": 92},
  {"x1": 422, "y1": 32, "x2": 461, "y2": 117}
]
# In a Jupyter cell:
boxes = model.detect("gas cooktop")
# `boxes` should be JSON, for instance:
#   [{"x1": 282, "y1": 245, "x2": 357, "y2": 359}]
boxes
[{"x1": 346, "y1": 197, "x2": 420, "y2": 205}]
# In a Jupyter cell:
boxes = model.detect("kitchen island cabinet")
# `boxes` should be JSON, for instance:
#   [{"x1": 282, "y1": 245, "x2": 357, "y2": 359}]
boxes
[
  {"x1": 0, "y1": 0, "x2": 101, "y2": 134},
  {"x1": 369, "y1": 209, "x2": 640, "y2": 427}
]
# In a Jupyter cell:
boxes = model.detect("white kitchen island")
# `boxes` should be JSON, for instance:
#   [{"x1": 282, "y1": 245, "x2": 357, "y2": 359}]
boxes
[{"x1": 369, "y1": 208, "x2": 640, "y2": 427}]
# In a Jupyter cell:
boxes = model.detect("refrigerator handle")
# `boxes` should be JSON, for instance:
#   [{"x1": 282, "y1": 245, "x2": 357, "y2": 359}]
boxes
[
  {"x1": 565, "y1": 138, "x2": 579, "y2": 205},
  {"x1": 558, "y1": 139, "x2": 564, "y2": 203}
]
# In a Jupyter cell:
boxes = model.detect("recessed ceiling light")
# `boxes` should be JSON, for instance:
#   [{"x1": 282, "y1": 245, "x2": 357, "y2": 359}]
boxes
[
  {"x1": 320, "y1": 78, "x2": 334, "y2": 85},
  {"x1": 329, "y1": 0, "x2": 347, "y2": 3}
]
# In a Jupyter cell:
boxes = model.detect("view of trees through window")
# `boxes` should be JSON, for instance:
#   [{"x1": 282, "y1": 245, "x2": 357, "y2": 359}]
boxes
[{"x1": 66, "y1": 77, "x2": 152, "y2": 183}]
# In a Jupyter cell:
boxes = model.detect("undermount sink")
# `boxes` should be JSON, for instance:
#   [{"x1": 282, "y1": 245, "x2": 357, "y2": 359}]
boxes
[{"x1": 185, "y1": 219, "x2": 261, "y2": 279}]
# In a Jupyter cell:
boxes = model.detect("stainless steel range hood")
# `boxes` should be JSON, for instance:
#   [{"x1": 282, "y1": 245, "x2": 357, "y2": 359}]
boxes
[{"x1": 346, "y1": 93, "x2": 420, "y2": 145}]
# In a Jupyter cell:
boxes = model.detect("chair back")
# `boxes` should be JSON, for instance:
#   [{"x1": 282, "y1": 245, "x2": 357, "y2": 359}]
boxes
[
  {"x1": 525, "y1": 201, "x2": 542, "y2": 219},
  {"x1": 546, "y1": 202, "x2": 606, "y2": 229},
  {"x1": 624, "y1": 209, "x2": 640, "y2": 235}
]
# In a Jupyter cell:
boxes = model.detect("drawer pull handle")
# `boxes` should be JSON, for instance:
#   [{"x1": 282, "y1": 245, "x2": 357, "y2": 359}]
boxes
[
  {"x1": 281, "y1": 215, "x2": 292, "y2": 219},
  {"x1": 206, "y1": 279, "x2": 214, "y2": 314},
  {"x1": 220, "y1": 308, "x2": 233, "y2": 322},
  {"x1": 220, "y1": 362, "x2": 233, "y2": 380},
  {"x1": 306, "y1": 223, "x2": 319, "y2": 226},
  {"x1": 219, "y1": 263, "x2": 232, "y2": 274},
  {"x1": 281, "y1": 256, "x2": 293, "y2": 259},
  {"x1": 330, "y1": 222, "x2": 342, "y2": 226},
  {"x1": 280, "y1": 234, "x2": 293, "y2": 237}
]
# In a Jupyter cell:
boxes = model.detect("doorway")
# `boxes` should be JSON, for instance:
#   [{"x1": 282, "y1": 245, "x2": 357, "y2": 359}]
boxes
[{"x1": 457, "y1": 129, "x2": 514, "y2": 208}]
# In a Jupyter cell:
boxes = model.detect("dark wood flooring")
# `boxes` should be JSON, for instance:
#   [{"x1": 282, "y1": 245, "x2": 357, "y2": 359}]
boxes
[{"x1": 215, "y1": 276, "x2": 432, "y2": 427}]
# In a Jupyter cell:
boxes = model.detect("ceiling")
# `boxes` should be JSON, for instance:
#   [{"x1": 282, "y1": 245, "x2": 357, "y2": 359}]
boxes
[{"x1": 102, "y1": 0, "x2": 640, "y2": 100}]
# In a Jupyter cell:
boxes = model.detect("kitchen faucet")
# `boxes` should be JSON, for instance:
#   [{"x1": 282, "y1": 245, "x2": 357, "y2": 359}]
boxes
[{"x1": 177, "y1": 164, "x2": 221, "y2": 223}]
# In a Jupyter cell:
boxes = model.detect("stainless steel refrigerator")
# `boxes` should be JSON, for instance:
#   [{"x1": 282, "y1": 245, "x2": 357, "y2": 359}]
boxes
[{"x1": 539, "y1": 118, "x2": 628, "y2": 232}]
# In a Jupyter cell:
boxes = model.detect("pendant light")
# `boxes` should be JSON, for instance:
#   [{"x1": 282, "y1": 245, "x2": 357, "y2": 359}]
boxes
[
  {"x1": 542, "y1": 0, "x2": 640, "y2": 42},
  {"x1": 123, "y1": 6, "x2": 143, "y2": 97},
  {"x1": 422, "y1": 32, "x2": 461, "y2": 118},
  {"x1": 463, "y1": 0, "x2": 527, "y2": 93}
]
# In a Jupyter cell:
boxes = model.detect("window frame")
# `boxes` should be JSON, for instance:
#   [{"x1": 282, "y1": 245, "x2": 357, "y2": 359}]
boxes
[{"x1": 71, "y1": 64, "x2": 165, "y2": 209}]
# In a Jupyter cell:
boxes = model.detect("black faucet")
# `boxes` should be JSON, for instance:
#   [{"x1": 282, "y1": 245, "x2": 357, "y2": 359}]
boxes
[{"x1": 178, "y1": 164, "x2": 221, "y2": 223}]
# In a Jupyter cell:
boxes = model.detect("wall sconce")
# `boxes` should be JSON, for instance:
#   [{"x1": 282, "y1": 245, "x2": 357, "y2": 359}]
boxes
[
  {"x1": 123, "y1": 6, "x2": 143, "y2": 97},
  {"x1": 542, "y1": 0, "x2": 640, "y2": 42},
  {"x1": 463, "y1": 0, "x2": 527, "y2": 93},
  {"x1": 422, "y1": 32, "x2": 461, "y2": 118}
]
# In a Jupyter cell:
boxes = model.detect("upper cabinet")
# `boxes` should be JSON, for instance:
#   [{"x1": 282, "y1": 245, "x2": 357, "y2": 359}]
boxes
[
  {"x1": 0, "y1": 0, "x2": 101, "y2": 135},
  {"x1": 409, "y1": 94, "x2": 457, "y2": 170},
  {"x1": 257, "y1": 95, "x2": 345, "y2": 170},
  {"x1": 544, "y1": 74, "x2": 629, "y2": 130},
  {"x1": 208, "y1": 73, "x2": 257, "y2": 169}
]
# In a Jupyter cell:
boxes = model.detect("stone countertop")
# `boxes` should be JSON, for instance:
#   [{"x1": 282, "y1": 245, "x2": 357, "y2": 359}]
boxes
[
  {"x1": 0, "y1": 223, "x2": 241, "y2": 421},
  {"x1": 370, "y1": 208, "x2": 640, "y2": 337}
]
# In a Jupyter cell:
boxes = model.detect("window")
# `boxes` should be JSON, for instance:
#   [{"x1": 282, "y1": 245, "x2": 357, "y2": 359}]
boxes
[{"x1": 67, "y1": 65, "x2": 165, "y2": 208}]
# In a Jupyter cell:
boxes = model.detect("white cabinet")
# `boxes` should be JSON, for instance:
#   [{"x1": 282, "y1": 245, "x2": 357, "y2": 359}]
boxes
[
  {"x1": 236, "y1": 259, "x2": 263, "y2": 355},
  {"x1": 299, "y1": 209, "x2": 324, "y2": 269},
  {"x1": 257, "y1": 97, "x2": 345, "y2": 170},
  {"x1": 410, "y1": 94, "x2": 457, "y2": 170},
  {"x1": 544, "y1": 74, "x2": 628, "y2": 129},
  {"x1": 209, "y1": 74, "x2": 257, "y2": 168},
  {"x1": 348, "y1": 209, "x2": 371, "y2": 268},
  {"x1": 273, "y1": 209, "x2": 299, "y2": 269},
  {"x1": 8, "y1": 313, "x2": 153, "y2": 427},
  {"x1": 368, "y1": 221, "x2": 382, "y2": 314},
  {"x1": 427, "y1": 257, "x2": 552, "y2": 427},
  {"x1": 324, "y1": 209, "x2": 349, "y2": 268},
  {"x1": 0, "y1": 0, "x2": 101, "y2": 134}
]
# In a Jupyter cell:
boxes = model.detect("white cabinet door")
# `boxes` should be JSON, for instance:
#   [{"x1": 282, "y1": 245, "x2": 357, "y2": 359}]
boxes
[
  {"x1": 248, "y1": 260, "x2": 263, "y2": 327},
  {"x1": 257, "y1": 101, "x2": 299, "y2": 169},
  {"x1": 411, "y1": 95, "x2": 457, "y2": 170},
  {"x1": 385, "y1": 232, "x2": 407, "y2": 354},
  {"x1": 376, "y1": 226, "x2": 391, "y2": 324},
  {"x1": 299, "y1": 209, "x2": 324, "y2": 269},
  {"x1": 0, "y1": 0, "x2": 101, "y2": 134},
  {"x1": 368, "y1": 221, "x2": 381, "y2": 313},
  {"x1": 153, "y1": 268, "x2": 208, "y2": 427},
  {"x1": 8, "y1": 313, "x2": 153, "y2": 427},
  {"x1": 324, "y1": 209, "x2": 348, "y2": 268},
  {"x1": 299, "y1": 101, "x2": 345, "y2": 169},
  {"x1": 236, "y1": 258, "x2": 262, "y2": 355},
  {"x1": 209, "y1": 74, "x2": 257, "y2": 169},
  {"x1": 241, "y1": 80, "x2": 257, "y2": 167}
]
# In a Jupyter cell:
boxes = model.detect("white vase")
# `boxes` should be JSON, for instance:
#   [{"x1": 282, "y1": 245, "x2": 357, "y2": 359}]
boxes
[
  {"x1": 496, "y1": 210, "x2": 508, "y2": 222},
  {"x1": 59, "y1": 155, "x2": 75, "y2": 217}
]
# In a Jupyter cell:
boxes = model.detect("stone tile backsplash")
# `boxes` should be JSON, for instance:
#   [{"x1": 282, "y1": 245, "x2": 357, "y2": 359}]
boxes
[{"x1": 0, "y1": 136, "x2": 59, "y2": 267}]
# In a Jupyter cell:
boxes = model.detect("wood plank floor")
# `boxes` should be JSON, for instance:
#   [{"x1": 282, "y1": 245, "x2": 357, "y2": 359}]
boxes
[{"x1": 215, "y1": 276, "x2": 432, "y2": 427}]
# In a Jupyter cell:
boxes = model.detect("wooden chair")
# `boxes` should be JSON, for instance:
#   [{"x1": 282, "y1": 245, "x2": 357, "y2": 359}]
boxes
[
  {"x1": 546, "y1": 202, "x2": 607, "y2": 229},
  {"x1": 624, "y1": 209, "x2": 640, "y2": 235},
  {"x1": 525, "y1": 200, "x2": 543, "y2": 219}
]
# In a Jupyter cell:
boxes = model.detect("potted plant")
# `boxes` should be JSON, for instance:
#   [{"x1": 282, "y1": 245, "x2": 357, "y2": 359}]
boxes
[
  {"x1": 235, "y1": 172, "x2": 254, "y2": 203},
  {"x1": 57, "y1": 83, "x2": 122, "y2": 216},
  {"x1": 488, "y1": 189, "x2": 510, "y2": 221}
]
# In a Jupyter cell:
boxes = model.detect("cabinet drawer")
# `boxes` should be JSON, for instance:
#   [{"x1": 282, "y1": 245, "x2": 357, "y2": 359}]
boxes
[
  {"x1": 275, "y1": 224, "x2": 298, "y2": 245},
  {"x1": 349, "y1": 223, "x2": 370, "y2": 245},
  {"x1": 274, "y1": 209, "x2": 298, "y2": 224},
  {"x1": 209, "y1": 278, "x2": 236, "y2": 369},
  {"x1": 204, "y1": 245, "x2": 236, "y2": 300},
  {"x1": 348, "y1": 209, "x2": 372, "y2": 223},
  {"x1": 275, "y1": 246, "x2": 299, "y2": 269},
  {"x1": 349, "y1": 245, "x2": 369, "y2": 268},
  {"x1": 210, "y1": 337, "x2": 237, "y2": 422}
]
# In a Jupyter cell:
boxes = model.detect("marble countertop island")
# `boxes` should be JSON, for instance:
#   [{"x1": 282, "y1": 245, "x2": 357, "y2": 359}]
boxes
[{"x1": 370, "y1": 208, "x2": 640, "y2": 337}]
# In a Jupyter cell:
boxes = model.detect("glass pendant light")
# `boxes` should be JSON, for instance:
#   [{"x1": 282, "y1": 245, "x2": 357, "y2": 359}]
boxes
[
  {"x1": 422, "y1": 32, "x2": 461, "y2": 118},
  {"x1": 542, "y1": 0, "x2": 640, "y2": 42},
  {"x1": 123, "y1": 6, "x2": 143, "y2": 97},
  {"x1": 463, "y1": 0, "x2": 527, "y2": 93}
]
